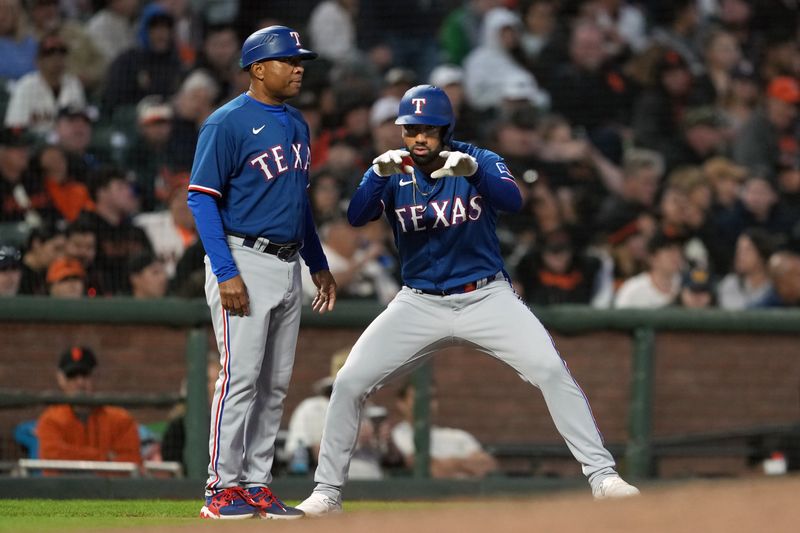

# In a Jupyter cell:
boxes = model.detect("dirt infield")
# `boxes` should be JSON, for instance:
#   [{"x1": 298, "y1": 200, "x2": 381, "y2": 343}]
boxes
[{"x1": 113, "y1": 476, "x2": 800, "y2": 533}]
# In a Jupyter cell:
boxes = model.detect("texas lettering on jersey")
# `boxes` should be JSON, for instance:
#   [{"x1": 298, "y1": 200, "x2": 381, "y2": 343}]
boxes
[
  {"x1": 393, "y1": 195, "x2": 483, "y2": 232},
  {"x1": 249, "y1": 142, "x2": 311, "y2": 180}
]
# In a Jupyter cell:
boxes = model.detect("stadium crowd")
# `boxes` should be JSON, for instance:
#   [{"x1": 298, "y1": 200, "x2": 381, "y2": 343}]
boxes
[{"x1": 1, "y1": 0, "x2": 799, "y2": 309}]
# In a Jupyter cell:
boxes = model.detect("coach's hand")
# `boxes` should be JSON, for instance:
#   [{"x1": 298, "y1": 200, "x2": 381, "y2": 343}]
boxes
[
  {"x1": 219, "y1": 275, "x2": 250, "y2": 317},
  {"x1": 430, "y1": 150, "x2": 478, "y2": 179},
  {"x1": 311, "y1": 270, "x2": 337, "y2": 314},
  {"x1": 372, "y1": 149, "x2": 413, "y2": 177}
]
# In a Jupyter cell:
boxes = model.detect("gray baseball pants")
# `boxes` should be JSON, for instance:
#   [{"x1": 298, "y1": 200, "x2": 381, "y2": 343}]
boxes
[
  {"x1": 204, "y1": 242, "x2": 302, "y2": 495},
  {"x1": 314, "y1": 281, "x2": 617, "y2": 493}
]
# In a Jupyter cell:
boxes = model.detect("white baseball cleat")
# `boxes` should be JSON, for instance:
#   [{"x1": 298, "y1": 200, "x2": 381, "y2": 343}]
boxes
[
  {"x1": 592, "y1": 475, "x2": 641, "y2": 500},
  {"x1": 296, "y1": 492, "x2": 343, "y2": 517}
]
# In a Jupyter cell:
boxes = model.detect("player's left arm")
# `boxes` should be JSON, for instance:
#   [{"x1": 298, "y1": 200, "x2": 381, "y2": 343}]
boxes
[
  {"x1": 300, "y1": 197, "x2": 337, "y2": 313},
  {"x1": 432, "y1": 147, "x2": 522, "y2": 212}
]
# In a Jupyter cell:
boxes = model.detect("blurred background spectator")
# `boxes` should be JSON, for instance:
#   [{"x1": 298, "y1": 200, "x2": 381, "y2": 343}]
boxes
[
  {"x1": 0, "y1": 243, "x2": 22, "y2": 296},
  {"x1": 392, "y1": 381, "x2": 498, "y2": 479},
  {"x1": 36, "y1": 346, "x2": 142, "y2": 467}
]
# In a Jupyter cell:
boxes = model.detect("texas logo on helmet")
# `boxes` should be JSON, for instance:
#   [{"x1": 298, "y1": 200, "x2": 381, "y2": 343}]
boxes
[{"x1": 396, "y1": 85, "x2": 455, "y2": 143}]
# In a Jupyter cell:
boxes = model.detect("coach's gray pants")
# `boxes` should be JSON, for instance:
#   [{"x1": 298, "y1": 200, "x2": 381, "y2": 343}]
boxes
[
  {"x1": 314, "y1": 282, "x2": 616, "y2": 492},
  {"x1": 204, "y1": 245, "x2": 302, "y2": 495}
]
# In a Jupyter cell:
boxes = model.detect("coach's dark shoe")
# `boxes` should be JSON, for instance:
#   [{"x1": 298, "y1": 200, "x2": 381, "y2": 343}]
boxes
[
  {"x1": 245, "y1": 486, "x2": 305, "y2": 520},
  {"x1": 200, "y1": 487, "x2": 257, "y2": 519}
]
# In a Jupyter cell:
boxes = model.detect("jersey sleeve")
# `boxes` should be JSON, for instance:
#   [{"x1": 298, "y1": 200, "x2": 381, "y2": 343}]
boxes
[
  {"x1": 460, "y1": 143, "x2": 522, "y2": 213},
  {"x1": 299, "y1": 196, "x2": 329, "y2": 274},
  {"x1": 187, "y1": 191, "x2": 239, "y2": 282},
  {"x1": 188, "y1": 122, "x2": 234, "y2": 198},
  {"x1": 347, "y1": 167, "x2": 392, "y2": 227}
]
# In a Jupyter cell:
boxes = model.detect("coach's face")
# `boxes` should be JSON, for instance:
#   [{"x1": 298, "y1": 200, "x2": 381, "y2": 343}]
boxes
[
  {"x1": 402, "y1": 124, "x2": 443, "y2": 166},
  {"x1": 252, "y1": 56, "x2": 304, "y2": 104}
]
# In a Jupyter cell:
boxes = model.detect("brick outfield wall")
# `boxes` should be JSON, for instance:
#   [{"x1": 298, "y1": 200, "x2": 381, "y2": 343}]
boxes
[{"x1": 1, "y1": 324, "x2": 798, "y2": 478}]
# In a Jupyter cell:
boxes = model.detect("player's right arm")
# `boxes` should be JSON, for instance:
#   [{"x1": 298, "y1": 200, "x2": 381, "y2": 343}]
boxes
[
  {"x1": 348, "y1": 149, "x2": 410, "y2": 226},
  {"x1": 347, "y1": 166, "x2": 395, "y2": 227},
  {"x1": 187, "y1": 122, "x2": 250, "y2": 317}
]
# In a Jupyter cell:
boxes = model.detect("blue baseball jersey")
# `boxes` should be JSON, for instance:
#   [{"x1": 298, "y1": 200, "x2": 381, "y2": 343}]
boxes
[
  {"x1": 189, "y1": 93, "x2": 313, "y2": 243},
  {"x1": 347, "y1": 140, "x2": 522, "y2": 291}
]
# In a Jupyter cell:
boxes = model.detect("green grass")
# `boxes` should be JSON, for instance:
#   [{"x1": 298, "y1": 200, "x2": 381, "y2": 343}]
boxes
[{"x1": 0, "y1": 500, "x2": 435, "y2": 532}]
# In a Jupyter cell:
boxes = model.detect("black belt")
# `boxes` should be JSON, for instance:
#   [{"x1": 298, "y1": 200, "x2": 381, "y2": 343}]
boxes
[
  {"x1": 411, "y1": 272, "x2": 505, "y2": 296},
  {"x1": 227, "y1": 232, "x2": 301, "y2": 261}
]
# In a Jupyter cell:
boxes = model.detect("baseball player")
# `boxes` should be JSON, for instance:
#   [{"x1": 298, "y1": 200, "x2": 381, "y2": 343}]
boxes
[
  {"x1": 187, "y1": 25, "x2": 337, "y2": 520},
  {"x1": 297, "y1": 85, "x2": 639, "y2": 516}
]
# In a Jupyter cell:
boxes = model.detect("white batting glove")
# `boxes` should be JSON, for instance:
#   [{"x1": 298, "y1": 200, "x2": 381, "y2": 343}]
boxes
[
  {"x1": 372, "y1": 149, "x2": 413, "y2": 177},
  {"x1": 430, "y1": 151, "x2": 478, "y2": 179}
]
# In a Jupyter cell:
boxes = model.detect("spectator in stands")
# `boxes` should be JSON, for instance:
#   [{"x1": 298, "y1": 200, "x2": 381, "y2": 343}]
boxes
[
  {"x1": 719, "y1": 62, "x2": 759, "y2": 135},
  {"x1": 0, "y1": 127, "x2": 46, "y2": 225},
  {"x1": 369, "y1": 96, "x2": 400, "y2": 159},
  {"x1": 167, "y1": 237, "x2": 205, "y2": 298},
  {"x1": 166, "y1": 70, "x2": 219, "y2": 172},
  {"x1": 439, "y1": 0, "x2": 503, "y2": 66},
  {"x1": 515, "y1": 227, "x2": 604, "y2": 305},
  {"x1": 127, "y1": 251, "x2": 167, "y2": 299},
  {"x1": 717, "y1": 228, "x2": 775, "y2": 310},
  {"x1": 706, "y1": 0, "x2": 757, "y2": 64},
  {"x1": 577, "y1": 0, "x2": 649, "y2": 57},
  {"x1": 125, "y1": 96, "x2": 174, "y2": 211},
  {"x1": 519, "y1": 0, "x2": 557, "y2": 63},
  {"x1": 0, "y1": 244, "x2": 22, "y2": 296},
  {"x1": 737, "y1": 176, "x2": 791, "y2": 239},
  {"x1": 0, "y1": 0, "x2": 37, "y2": 80},
  {"x1": 761, "y1": 251, "x2": 800, "y2": 307},
  {"x1": 285, "y1": 348, "x2": 399, "y2": 479},
  {"x1": 160, "y1": 351, "x2": 219, "y2": 470},
  {"x1": 302, "y1": 218, "x2": 399, "y2": 305},
  {"x1": 693, "y1": 29, "x2": 742, "y2": 106},
  {"x1": 4, "y1": 32, "x2": 86, "y2": 136},
  {"x1": 76, "y1": 166, "x2": 152, "y2": 295},
  {"x1": 52, "y1": 104, "x2": 102, "y2": 181},
  {"x1": 27, "y1": 0, "x2": 106, "y2": 89},
  {"x1": 191, "y1": 25, "x2": 239, "y2": 104},
  {"x1": 392, "y1": 381, "x2": 497, "y2": 479},
  {"x1": 705, "y1": 156, "x2": 747, "y2": 217},
  {"x1": 664, "y1": 106, "x2": 727, "y2": 172},
  {"x1": 614, "y1": 231, "x2": 684, "y2": 308},
  {"x1": 31, "y1": 145, "x2": 93, "y2": 223},
  {"x1": 19, "y1": 225, "x2": 65, "y2": 295},
  {"x1": 463, "y1": 7, "x2": 548, "y2": 112},
  {"x1": 428, "y1": 64, "x2": 479, "y2": 143},
  {"x1": 677, "y1": 265, "x2": 715, "y2": 308},
  {"x1": 650, "y1": 0, "x2": 703, "y2": 75},
  {"x1": 733, "y1": 76, "x2": 799, "y2": 181},
  {"x1": 704, "y1": 157, "x2": 749, "y2": 271},
  {"x1": 381, "y1": 67, "x2": 417, "y2": 101},
  {"x1": 102, "y1": 4, "x2": 183, "y2": 112},
  {"x1": 632, "y1": 48, "x2": 697, "y2": 156},
  {"x1": 308, "y1": 169, "x2": 345, "y2": 228},
  {"x1": 308, "y1": 0, "x2": 359, "y2": 64},
  {"x1": 548, "y1": 21, "x2": 632, "y2": 162},
  {"x1": 86, "y1": 0, "x2": 139, "y2": 65},
  {"x1": 37, "y1": 346, "x2": 142, "y2": 467},
  {"x1": 46, "y1": 255, "x2": 86, "y2": 298},
  {"x1": 64, "y1": 218, "x2": 103, "y2": 297},
  {"x1": 134, "y1": 186, "x2": 195, "y2": 279},
  {"x1": 595, "y1": 149, "x2": 663, "y2": 235},
  {"x1": 778, "y1": 164, "x2": 800, "y2": 229}
]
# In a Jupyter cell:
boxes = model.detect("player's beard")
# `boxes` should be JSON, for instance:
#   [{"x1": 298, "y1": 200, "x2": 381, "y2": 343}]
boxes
[{"x1": 409, "y1": 145, "x2": 442, "y2": 166}]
